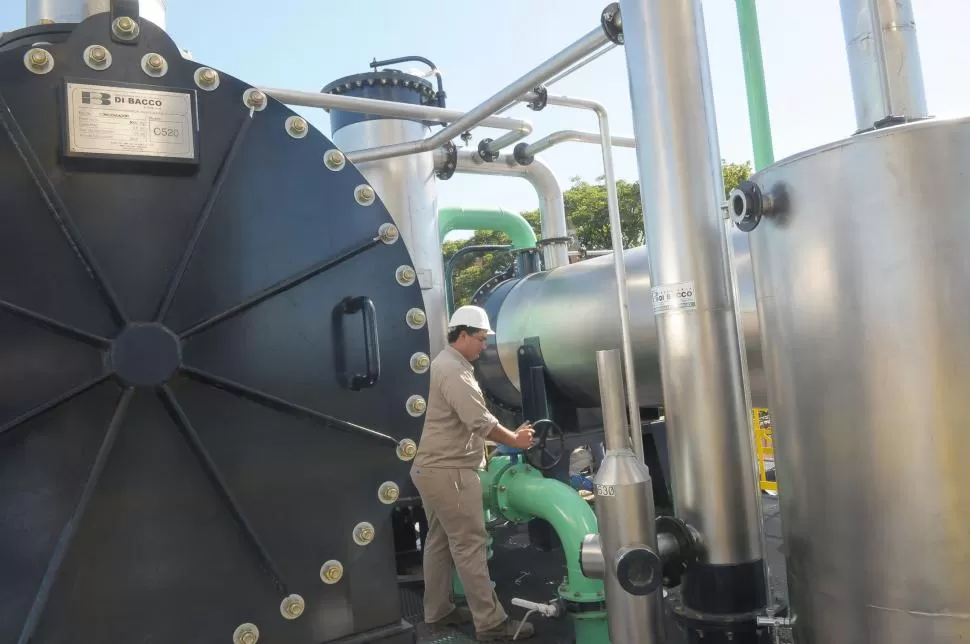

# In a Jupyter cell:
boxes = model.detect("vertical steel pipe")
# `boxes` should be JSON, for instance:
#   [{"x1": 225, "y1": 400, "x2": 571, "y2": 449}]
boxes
[{"x1": 617, "y1": 0, "x2": 767, "y2": 626}]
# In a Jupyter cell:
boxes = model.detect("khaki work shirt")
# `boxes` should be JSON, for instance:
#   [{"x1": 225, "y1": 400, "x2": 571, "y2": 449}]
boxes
[{"x1": 412, "y1": 346, "x2": 500, "y2": 470}]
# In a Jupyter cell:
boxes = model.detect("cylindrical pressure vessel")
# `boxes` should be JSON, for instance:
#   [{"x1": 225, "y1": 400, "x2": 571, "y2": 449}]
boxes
[
  {"x1": 323, "y1": 70, "x2": 448, "y2": 357},
  {"x1": 735, "y1": 116, "x2": 970, "y2": 643},
  {"x1": 476, "y1": 233, "x2": 765, "y2": 410}
]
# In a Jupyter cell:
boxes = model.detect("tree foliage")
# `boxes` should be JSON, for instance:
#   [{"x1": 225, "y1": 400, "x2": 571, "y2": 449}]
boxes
[{"x1": 444, "y1": 161, "x2": 752, "y2": 308}]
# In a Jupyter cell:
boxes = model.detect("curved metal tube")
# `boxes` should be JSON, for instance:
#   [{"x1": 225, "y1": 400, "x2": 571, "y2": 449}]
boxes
[
  {"x1": 447, "y1": 150, "x2": 570, "y2": 269},
  {"x1": 520, "y1": 91, "x2": 643, "y2": 464},
  {"x1": 339, "y1": 27, "x2": 609, "y2": 164},
  {"x1": 260, "y1": 87, "x2": 532, "y2": 135},
  {"x1": 523, "y1": 129, "x2": 636, "y2": 157}
]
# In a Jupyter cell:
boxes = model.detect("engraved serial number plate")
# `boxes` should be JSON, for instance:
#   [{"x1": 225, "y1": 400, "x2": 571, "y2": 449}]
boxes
[{"x1": 65, "y1": 82, "x2": 196, "y2": 160}]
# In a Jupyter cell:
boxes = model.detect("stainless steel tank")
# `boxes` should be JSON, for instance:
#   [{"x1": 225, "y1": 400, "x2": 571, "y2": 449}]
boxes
[
  {"x1": 324, "y1": 72, "x2": 447, "y2": 356},
  {"x1": 26, "y1": 0, "x2": 167, "y2": 29},
  {"x1": 477, "y1": 233, "x2": 766, "y2": 409},
  {"x1": 737, "y1": 117, "x2": 970, "y2": 643}
]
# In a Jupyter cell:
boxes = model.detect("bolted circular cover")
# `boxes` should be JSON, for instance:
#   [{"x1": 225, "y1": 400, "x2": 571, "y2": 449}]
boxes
[{"x1": 0, "y1": 13, "x2": 429, "y2": 644}]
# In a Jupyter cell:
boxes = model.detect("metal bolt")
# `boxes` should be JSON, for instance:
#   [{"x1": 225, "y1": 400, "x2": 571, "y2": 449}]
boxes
[
  {"x1": 147, "y1": 54, "x2": 163, "y2": 69},
  {"x1": 25, "y1": 48, "x2": 52, "y2": 74},
  {"x1": 233, "y1": 623, "x2": 259, "y2": 644},
  {"x1": 320, "y1": 560, "x2": 344, "y2": 584},
  {"x1": 112, "y1": 16, "x2": 139, "y2": 40},
  {"x1": 396, "y1": 266, "x2": 416, "y2": 287},
  {"x1": 88, "y1": 46, "x2": 107, "y2": 63},
  {"x1": 286, "y1": 116, "x2": 308, "y2": 138},
  {"x1": 324, "y1": 149, "x2": 345, "y2": 171},
  {"x1": 406, "y1": 308, "x2": 426, "y2": 329},
  {"x1": 116, "y1": 16, "x2": 134, "y2": 33},
  {"x1": 410, "y1": 352, "x2": 430, "y2": 373},
  {"x1": 199, "y1": 68, "x2": 216, "y2": 84},
  {"x1": 397, "y1": 438, "x2": 417, "y2": 461},
  {"x1": 378, "y1": 481, "x2": 400, "y2": 503},
  {"x1": 407, "y1": 395, "x2": 427, "y2": 416},
  {"x1": 280, "y1": 593, "x2": 305, "y2": 619},
  {"x1": 378, "y1": 222, "x2": 399, "y2": 244},
  {"x1": 244, "y1": 89, "x2": 267, "y2": 111},
  {"x1": 353, "y1": 521, "x2": 375, "y2": 545},
  {"x1": 355, "y1": 184, "x2": 376, "y2": 206}
]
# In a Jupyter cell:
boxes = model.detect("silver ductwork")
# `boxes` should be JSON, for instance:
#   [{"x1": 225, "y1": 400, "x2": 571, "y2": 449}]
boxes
[
  {"x1": 26, "y1": 0, "x2": 166, "y2": 29},
  {"x1": 839, "y1": 0, "x2": 928, "y2": 131},
  {"x1": 450, "y1": 150, "x2": 570, "y2": 269}
]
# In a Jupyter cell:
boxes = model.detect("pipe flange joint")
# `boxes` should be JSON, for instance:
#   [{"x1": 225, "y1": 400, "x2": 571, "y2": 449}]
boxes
[
  {"x1": 601, "y1": 3, "x2": 623, "y2": 45},
  {"x1": 728, "y1": 180, "x2": 766, "y2": 232},
  {"x1": 656, "y1": 515, "x2": 700, "y2": 588},
  {"x1": 513, "y1": 142, "x2": 534, "y2": 166},
  {"x1": 487, "y1": 462, "x2": 538, "y2": 524},
  {"x1": 477, "y1": 138, "x2": 500, "y2": 163},
  {"x1": 527, "y1": 86, "x2": 548, "y2": 111},
  {"x1": 614, "y1": 545, "x2": 663, "y2": 596},
  {"x1": 435, "y1": 140, "x2": 458, "y2": 180}
]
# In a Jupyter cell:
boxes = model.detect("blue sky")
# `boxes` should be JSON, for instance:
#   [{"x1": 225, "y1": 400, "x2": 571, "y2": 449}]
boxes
[{"x1": 4, "y1": 1, "x2": 969, "y2": 215}]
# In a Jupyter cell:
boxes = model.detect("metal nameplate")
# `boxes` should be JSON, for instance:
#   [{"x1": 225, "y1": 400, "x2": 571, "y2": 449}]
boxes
[
  {"x1": 652, "y1": 281, "x2": 697, "y2": 314},
  {"x1": 64, "y1": 82, "x2": 196, "y2": 160}
]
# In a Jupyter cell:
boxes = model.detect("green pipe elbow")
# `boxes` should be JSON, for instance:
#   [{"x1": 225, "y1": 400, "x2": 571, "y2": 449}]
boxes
[
  {"x1": 438, "y1": 207, "x2": 538, "y2": 250},
  {"x1": 480, "y1": 457, "x2": 604, "y2": 603}
]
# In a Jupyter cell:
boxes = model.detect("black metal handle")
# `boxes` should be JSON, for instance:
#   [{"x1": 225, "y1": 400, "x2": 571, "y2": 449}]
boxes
[{"x1": 337, "y1": 296, "x2": 381, "y2": 390}]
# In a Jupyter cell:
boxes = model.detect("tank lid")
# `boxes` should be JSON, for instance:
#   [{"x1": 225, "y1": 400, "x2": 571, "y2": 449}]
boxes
[{"x1": 322, "y1": 69, "x2": 436, "y2": 132}]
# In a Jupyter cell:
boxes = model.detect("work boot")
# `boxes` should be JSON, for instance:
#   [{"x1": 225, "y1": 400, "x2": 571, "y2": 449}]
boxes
[
  {"x1": 427, "y1": 606, "x2": 473, "y2": 631},
  {"x1": 476, "y1": 618, "x2": 535, "y2": 640}
]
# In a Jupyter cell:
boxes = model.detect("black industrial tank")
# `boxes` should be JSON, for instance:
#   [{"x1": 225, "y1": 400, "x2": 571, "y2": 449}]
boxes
[{"x1": 0, "y1": 11, "x2": 428, "y2": 644}]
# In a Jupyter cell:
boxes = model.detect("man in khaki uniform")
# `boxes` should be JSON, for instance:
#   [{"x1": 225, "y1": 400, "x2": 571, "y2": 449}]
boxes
[{"x1": 411, "y1": 305, "x2": 537, "y2": 641}]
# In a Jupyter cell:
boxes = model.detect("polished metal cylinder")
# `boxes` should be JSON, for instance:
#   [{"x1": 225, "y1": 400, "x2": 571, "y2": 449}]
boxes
[
  {"x1": 26, "y1": 0, "x2": 166, "y2": 28},
  {"x1": 596, "y1": 348, "x2": 631, "y2": 452},
  {"x1": 840, "y1": 0, "x2": 927, "y2": 131},
  {"x1": 745, "y1": 117, "x2": 970, "y2": 643},
  {"x1": 592, "y1": 349, "x2": 662, "y2": 644},
  {"x1": 482, "y1": 237, "x2": 766, "y2": 410},
  {"x1": 618, "y1": 0, "x2": 765, "y2": 571},
  {"x1": 333, "y1": 119, "x2": 446, "y2": 356}
]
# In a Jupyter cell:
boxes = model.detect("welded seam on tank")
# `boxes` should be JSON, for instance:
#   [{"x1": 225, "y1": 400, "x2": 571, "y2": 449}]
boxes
[
  {"x1": 0, "y1": 298, "x2": 111, "y2": 347},
  {"x1": 177, "y1": 236, "x2": 383, "y2": 339},
  {"x1": 158, "y1": 385, "x2": 289, "y2": 596},
  {"x1": 16, "y1": 387, "x2": 133, "y2": 644},
  {"x1": 154, "y1": 111, "x2": 256, "y2": 323},
  {"x1": 0, "y1": 92, "x2": 128, "y2": 327},
  {"x1": 179, "y1": 365, "x2": 398, "y2": 445},
  {"x1": 0, "y1": 373, "x2": 111, "y2": 438}
]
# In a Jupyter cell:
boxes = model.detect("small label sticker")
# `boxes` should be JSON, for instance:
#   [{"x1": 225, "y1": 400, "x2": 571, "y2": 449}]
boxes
[
  {"x1": 652, "y1": 281, "x2": 697, "y2": 314},
  {"x1": 595, "y1": 484, "x2": 616, "y2": 497}
]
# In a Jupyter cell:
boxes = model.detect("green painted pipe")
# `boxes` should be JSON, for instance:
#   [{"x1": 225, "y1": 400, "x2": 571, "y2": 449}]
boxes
[
  {"x1": 736, "y1": 0, "x2": 775, "y2": 170},
  {"x1": 480, "y1": 457, "x2": 604, "y2": 602},
  {"x1": 438, "y1": 207, "x2": 538, "y2": 250}
]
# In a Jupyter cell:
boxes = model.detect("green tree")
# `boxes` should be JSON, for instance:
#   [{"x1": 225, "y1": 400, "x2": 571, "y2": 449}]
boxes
[
  {"x1": 721, "y1": 160, "x2": 753, "y2": 196},
  {"x1": 565, "y1": 175, "x2": 644, "y2": 250},
  {"x1": 443, "y1": 160, "x2": 752, "y2": 307},
  {"x1": 443, "y1": 210, "x2": 541, "y2": 309}
]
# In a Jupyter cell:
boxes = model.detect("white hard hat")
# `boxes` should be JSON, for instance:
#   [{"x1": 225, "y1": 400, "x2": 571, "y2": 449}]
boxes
[{"x1": 448, "y1": 305, "x2": 494, "y2": 334}]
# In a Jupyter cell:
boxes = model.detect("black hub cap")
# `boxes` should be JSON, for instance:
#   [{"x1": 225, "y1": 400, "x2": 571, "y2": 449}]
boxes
[{"x1": 110, "y1": 323, "x2": 181, "y2": 387}]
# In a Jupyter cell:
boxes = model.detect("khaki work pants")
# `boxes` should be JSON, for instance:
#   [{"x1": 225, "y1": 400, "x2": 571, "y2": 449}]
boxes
[{"x1": 411, "y1": 466, "x2": 507, "y2": 632}]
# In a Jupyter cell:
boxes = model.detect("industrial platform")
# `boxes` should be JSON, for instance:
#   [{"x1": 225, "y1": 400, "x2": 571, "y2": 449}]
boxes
[{"x1": 402, "y1": 494, "x2": 790, "y2": 643}]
